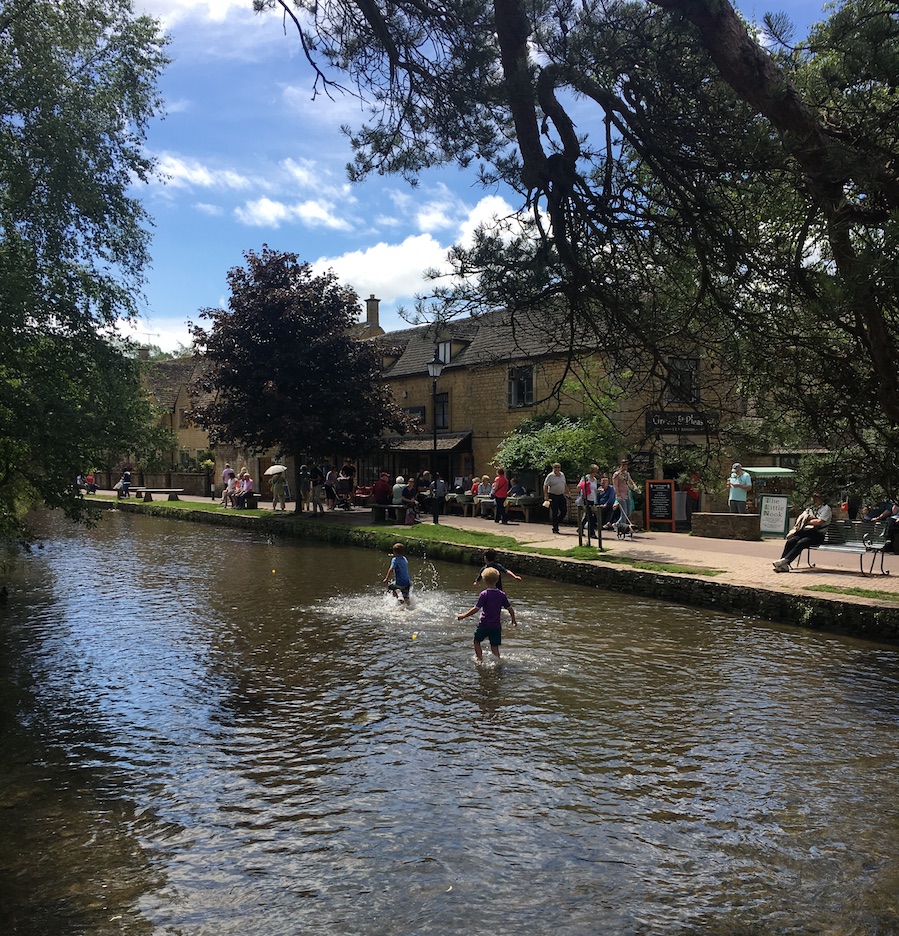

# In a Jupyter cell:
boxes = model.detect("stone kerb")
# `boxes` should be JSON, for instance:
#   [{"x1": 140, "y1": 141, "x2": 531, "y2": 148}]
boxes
[{"x1": 691, "y1": 512, "x2": 761, "y2": 541}]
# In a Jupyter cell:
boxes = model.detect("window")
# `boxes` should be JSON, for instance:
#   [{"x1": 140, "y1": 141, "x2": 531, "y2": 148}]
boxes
[
  {"x1": 404, "y1": 406, "x2": 426, "y2": 428},
  {"x1": 437, "y1": 340, "x2": 452, "y2": 364},
  {"x1": 667, "y1": 358, "x2": 699, "y2": 404},
  {"x1": 508, "y1": 366, "x2": 534, "y2": 408},
  {"x1": 178, "y1": 408, "x2": 190, "y2": 429},
  {"x1": 435, "y1": 391, "x2": 449, "y2": 430}
]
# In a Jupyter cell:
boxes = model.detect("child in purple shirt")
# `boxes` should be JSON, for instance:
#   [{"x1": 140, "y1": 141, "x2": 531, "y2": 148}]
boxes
[{"x1": 457, "y1": 567, "x2": 518, "y2": 661}]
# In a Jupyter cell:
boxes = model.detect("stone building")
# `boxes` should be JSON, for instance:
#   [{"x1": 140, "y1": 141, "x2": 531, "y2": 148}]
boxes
[
  {"x1": 142, "y1": 356, "x2": 211, "y2": 469},
  {"x1": 362, "y1": 302, "x2": 729, "y2": 494}
]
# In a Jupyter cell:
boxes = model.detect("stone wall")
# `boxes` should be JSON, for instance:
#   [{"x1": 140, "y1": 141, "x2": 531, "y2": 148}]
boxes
[{"x1": 691, "y1": 512, "x2": 761, "y2": 541}]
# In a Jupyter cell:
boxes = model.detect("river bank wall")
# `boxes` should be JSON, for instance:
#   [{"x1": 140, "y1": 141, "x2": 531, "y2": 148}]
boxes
[{"x1": 92, "y1": 500, "x2": 899, "y2": 646}]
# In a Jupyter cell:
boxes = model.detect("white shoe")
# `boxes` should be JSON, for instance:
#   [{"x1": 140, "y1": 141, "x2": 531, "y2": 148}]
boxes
[{"x1": 773, "y1": 559, "x2": 790, "y2": 572}]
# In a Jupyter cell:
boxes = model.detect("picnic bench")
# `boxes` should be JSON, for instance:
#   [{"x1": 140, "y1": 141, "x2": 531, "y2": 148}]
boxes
[
  {"x1": 131, "y1": 488, "x2": 184, "y2": 502},
  {"x1": 801, "y1": 520, "x2": 892, "y2": 575},
  {"x1": 505, "y1": 496, "x2": 543, "y2": 523},
  {"x1": 445, "y1": 494, "x2": 476, "y2": 517}
]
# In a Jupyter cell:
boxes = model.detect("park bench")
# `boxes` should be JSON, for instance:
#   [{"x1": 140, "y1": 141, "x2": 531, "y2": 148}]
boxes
[
  {"x1": 131, "y1": 488, "x2": 184, "y2": 502},
  {"x1": 800, "y1": 520, "x2": 892, "y2": 575},
  {"x1": 371, "y1": 504, "x2": 400, "y2": 524}
]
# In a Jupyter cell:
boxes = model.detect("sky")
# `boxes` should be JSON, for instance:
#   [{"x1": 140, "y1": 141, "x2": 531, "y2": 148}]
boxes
[{"x1": 127, "y1": 0, "x2": 827, "y2": 353}]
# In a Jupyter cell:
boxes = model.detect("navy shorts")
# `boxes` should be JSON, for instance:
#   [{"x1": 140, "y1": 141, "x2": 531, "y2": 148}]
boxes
[
  {"x1": 387, "y1": 582, "x2": 410, "y2": 598},
  {"x1": 473, "y1": 624, "x2": 502, "y2": 646}
]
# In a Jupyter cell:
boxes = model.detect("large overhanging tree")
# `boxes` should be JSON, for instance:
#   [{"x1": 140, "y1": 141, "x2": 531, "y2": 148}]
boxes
[
  {"x1": 0, "y1": 0, "x2": 170, "y2": 534},
  {"x1": 188, "y1": 247, "x2": 412, "y2": 511},
  {"x1": 257, "y1": 0, "x2": 899, "y2": 494}
]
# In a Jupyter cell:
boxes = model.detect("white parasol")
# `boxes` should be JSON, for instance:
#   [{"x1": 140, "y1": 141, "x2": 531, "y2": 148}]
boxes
[{"x1": 264, "y1": 464, "x2": 288, "y2": 476}]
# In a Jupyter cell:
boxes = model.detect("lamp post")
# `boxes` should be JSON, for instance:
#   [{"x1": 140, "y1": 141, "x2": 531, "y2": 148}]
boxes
[{"x1": 427, "y1": 351, "x2": 445, "y2": 475}]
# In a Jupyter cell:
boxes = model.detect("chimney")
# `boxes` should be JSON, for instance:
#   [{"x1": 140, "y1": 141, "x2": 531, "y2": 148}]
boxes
[
  {"x1": 138, "y1": 347, "x2": 150, "y2": 361},
  {"x1": 365, "y1": 294, "x2": 380, "y2": 330}
]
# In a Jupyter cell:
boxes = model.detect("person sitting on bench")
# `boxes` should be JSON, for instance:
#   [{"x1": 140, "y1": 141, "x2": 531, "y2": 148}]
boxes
[{"x1": 773, "y1": 492, "x2": 831, "y2": 572}]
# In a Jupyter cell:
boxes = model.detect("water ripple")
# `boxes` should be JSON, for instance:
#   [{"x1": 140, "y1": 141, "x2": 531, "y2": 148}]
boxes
[{"x1": 1, "y1": 511, "x2": 898, "y2": 935}]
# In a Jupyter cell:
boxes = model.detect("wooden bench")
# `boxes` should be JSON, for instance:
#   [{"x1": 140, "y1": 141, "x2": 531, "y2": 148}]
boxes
[
  {"x1": 801, "y1": 520, "x2": 891, "y2": 575},
  {"x1": 132, "y1": 488, "x2": 184, "y2": 502},
  {"x1": 445, "y1": 497, "x2": 476, "y2": 517},
  {"x1": 475, "y1": 496, "x2": 495, "y2": 519},
  {"x1": 505, "y1": 498, "x2": 543, "y2": 523},
  {"x1": 371, "y1": 504, "x2": 401, "y2": 524}
]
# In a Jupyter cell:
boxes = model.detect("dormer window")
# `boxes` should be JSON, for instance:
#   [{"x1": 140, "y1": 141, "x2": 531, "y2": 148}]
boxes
[{"x1": 437, "y1": 340, "x2": 451, "y2": 364}]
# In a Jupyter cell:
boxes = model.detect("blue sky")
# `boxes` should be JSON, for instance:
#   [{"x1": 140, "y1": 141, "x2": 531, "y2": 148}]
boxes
[{"x1": 129, "y1": 0, "x2": 826, "y2": 353}]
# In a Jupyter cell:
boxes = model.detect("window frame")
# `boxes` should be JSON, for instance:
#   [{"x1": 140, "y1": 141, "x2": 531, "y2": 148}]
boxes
[
  {"x1": 508, "y1": 365, "x2": 534, "y2": 408},
  {"x1": 667, "y1": 357, "x2": 700, "y2": 405}
]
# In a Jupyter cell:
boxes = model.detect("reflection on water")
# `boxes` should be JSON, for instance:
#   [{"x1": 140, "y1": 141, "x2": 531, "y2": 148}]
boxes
[{"x1": 1, "y1": 510, "x2": 899, "y2": 934}]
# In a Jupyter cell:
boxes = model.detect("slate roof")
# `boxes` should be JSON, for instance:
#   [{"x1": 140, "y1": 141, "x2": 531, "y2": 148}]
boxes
[
  {"x1": 374, "y1": 307, "x2": 588, "y2": 379},
  {"x1": 143, "y1": 358, "x2": 206, "y2": 412}
]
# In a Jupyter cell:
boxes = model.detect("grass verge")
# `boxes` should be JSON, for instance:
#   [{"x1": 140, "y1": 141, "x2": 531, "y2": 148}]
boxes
[
  {"x1": 105, "y1": 500, "x2": 722, "y2": 577},
  {"x1": 354, "y1": 524, "x2": 723, "y2": 576},
  {"x1": 805, "y1": 584, "x2": 899, "y2": 602}
]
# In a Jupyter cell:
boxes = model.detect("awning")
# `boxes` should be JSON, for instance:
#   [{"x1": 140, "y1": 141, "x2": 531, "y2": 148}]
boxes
[
  {"x1": 380, "y1": 431, "x2": 472, "y2": 453},
  {"x1": 741, "y1": 467, "x2": 796, "y2": 477}
]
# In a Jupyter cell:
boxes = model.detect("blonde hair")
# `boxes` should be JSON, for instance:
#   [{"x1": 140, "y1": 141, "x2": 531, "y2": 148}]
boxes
[
  {"x1": 481, "y1": 566, "x2": 500, "y2": 586},
  {"x1": 482, "y1": 474, "x2": 491, "y2": 483}
]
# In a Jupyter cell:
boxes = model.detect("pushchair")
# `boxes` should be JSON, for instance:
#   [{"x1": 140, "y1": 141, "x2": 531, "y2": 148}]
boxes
[
  {"x1": 335, "y1": 476, "x2": 355, "y2": 510},
  {"x1": 611, "y1": 498, "x2": 638, "y2": 539}
]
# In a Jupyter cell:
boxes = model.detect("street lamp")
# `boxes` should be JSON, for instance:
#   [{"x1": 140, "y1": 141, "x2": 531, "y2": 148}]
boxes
[{"x1": 427, "y1": 351, "x2": 445, "y2": 474}]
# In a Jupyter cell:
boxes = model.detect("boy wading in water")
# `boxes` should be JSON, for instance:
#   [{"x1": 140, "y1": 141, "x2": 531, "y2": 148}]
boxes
[
  {"x1": 382, "y1": 542, "x2": 411, "y2": 605},
  {"x1": 457, "y1": 567, "x2": 517, "y2": 661}
]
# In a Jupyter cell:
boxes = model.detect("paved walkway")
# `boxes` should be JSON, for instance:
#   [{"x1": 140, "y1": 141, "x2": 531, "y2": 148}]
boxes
[{"x1": 99, "y1": 491, "x2": 899, "y2": 608}]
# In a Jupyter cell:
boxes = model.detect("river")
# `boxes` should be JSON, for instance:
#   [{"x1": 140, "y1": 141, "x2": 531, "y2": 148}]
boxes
[{"x1": 1, "y1": 510, "x2": 898, "y2": 935}]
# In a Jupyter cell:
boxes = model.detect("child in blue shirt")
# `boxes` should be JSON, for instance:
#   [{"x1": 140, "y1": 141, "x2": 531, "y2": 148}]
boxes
[
  {"x1": 382, "y1": 542, "x2": 411, "y2": 604},
  {"x1": 457, "y1": 567, "x2": 518, "y2": 661}
]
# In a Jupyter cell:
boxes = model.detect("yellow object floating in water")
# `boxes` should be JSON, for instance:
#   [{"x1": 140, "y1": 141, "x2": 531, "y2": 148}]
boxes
[
  {"x1": 271, "y1": 569, "x2": 276, "y2": 574},
  {"x1": 412, "y1": 632, "x2": 418, "y2": 639}
]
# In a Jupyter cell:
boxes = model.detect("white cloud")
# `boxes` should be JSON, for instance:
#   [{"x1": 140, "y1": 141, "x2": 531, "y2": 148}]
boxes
[
  {"x1": 136, "y1": 0, "x2": 253, "y2": 28},
  {"x1": 312, "y1": 233, "x2": 450, "y2": 306},
  {"x1": 456, "y1": 194, "x2": 518, "y2": 247},
  {"x1": 118, "y1": 316, "x2": 194, "y2": 353},
  {"x1": 194, "y1": 202, "x2": 224, "y2": 216},
  {"x1": 234, "y1": 196, "x2": 352, "y2": 230},
  {"x1": 416, "y1": 205, "x2": 455, "y2": 234},
  {"x1": 154, "y1": 153, "x2": 256, "y2": 190},
  {"x1": 281, "y1": 157, "x2": 318, "y2": 188}
]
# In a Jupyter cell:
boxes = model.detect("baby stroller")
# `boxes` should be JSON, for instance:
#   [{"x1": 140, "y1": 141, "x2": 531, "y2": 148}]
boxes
[
  {"x1": 612, "y1": 499, "x2": 638, "y2": 539},
  {"x1": 335, "y1": 475, "x2": 355, "y2": 510}
]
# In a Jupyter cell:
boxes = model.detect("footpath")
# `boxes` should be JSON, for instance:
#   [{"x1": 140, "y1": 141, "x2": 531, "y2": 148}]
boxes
[{"x1": 93, "y1": 492, "x2": 899, "y2": 644}]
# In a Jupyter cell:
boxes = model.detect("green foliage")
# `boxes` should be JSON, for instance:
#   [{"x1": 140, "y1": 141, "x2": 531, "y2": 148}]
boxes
[
  {"x1": 495, "y1": 413, "x2": 618, "y2": 478},
  {"x1": 0, "y1": 0, "x2": 169, "y2": 535},
  {"x1": 261, "y1": 0, "x2": 899, "y2": 490},
  {"x1": 190, "y1": 248, "x2": 412, "y2": 484}
]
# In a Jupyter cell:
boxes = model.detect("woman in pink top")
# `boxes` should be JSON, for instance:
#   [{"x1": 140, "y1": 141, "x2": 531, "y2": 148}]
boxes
[{"x1": 492, "y1": 467, "x2": 510, "y2": 524}]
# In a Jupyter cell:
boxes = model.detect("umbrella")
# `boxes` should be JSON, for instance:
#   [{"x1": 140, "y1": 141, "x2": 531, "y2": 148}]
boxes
[{"x1": 264, "y1": 464, "x2": 288, "y2": 476}]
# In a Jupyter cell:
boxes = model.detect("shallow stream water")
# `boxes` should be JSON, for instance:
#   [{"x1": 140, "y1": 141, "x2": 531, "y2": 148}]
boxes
[{"x1": 1, "y1": 510, "x2": 898, "y2": 935}]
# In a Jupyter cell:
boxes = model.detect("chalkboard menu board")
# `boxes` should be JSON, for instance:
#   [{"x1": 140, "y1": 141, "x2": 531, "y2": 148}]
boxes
[{"x1": 645, "y1": 480, "x2": 676, "y2": 531}]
